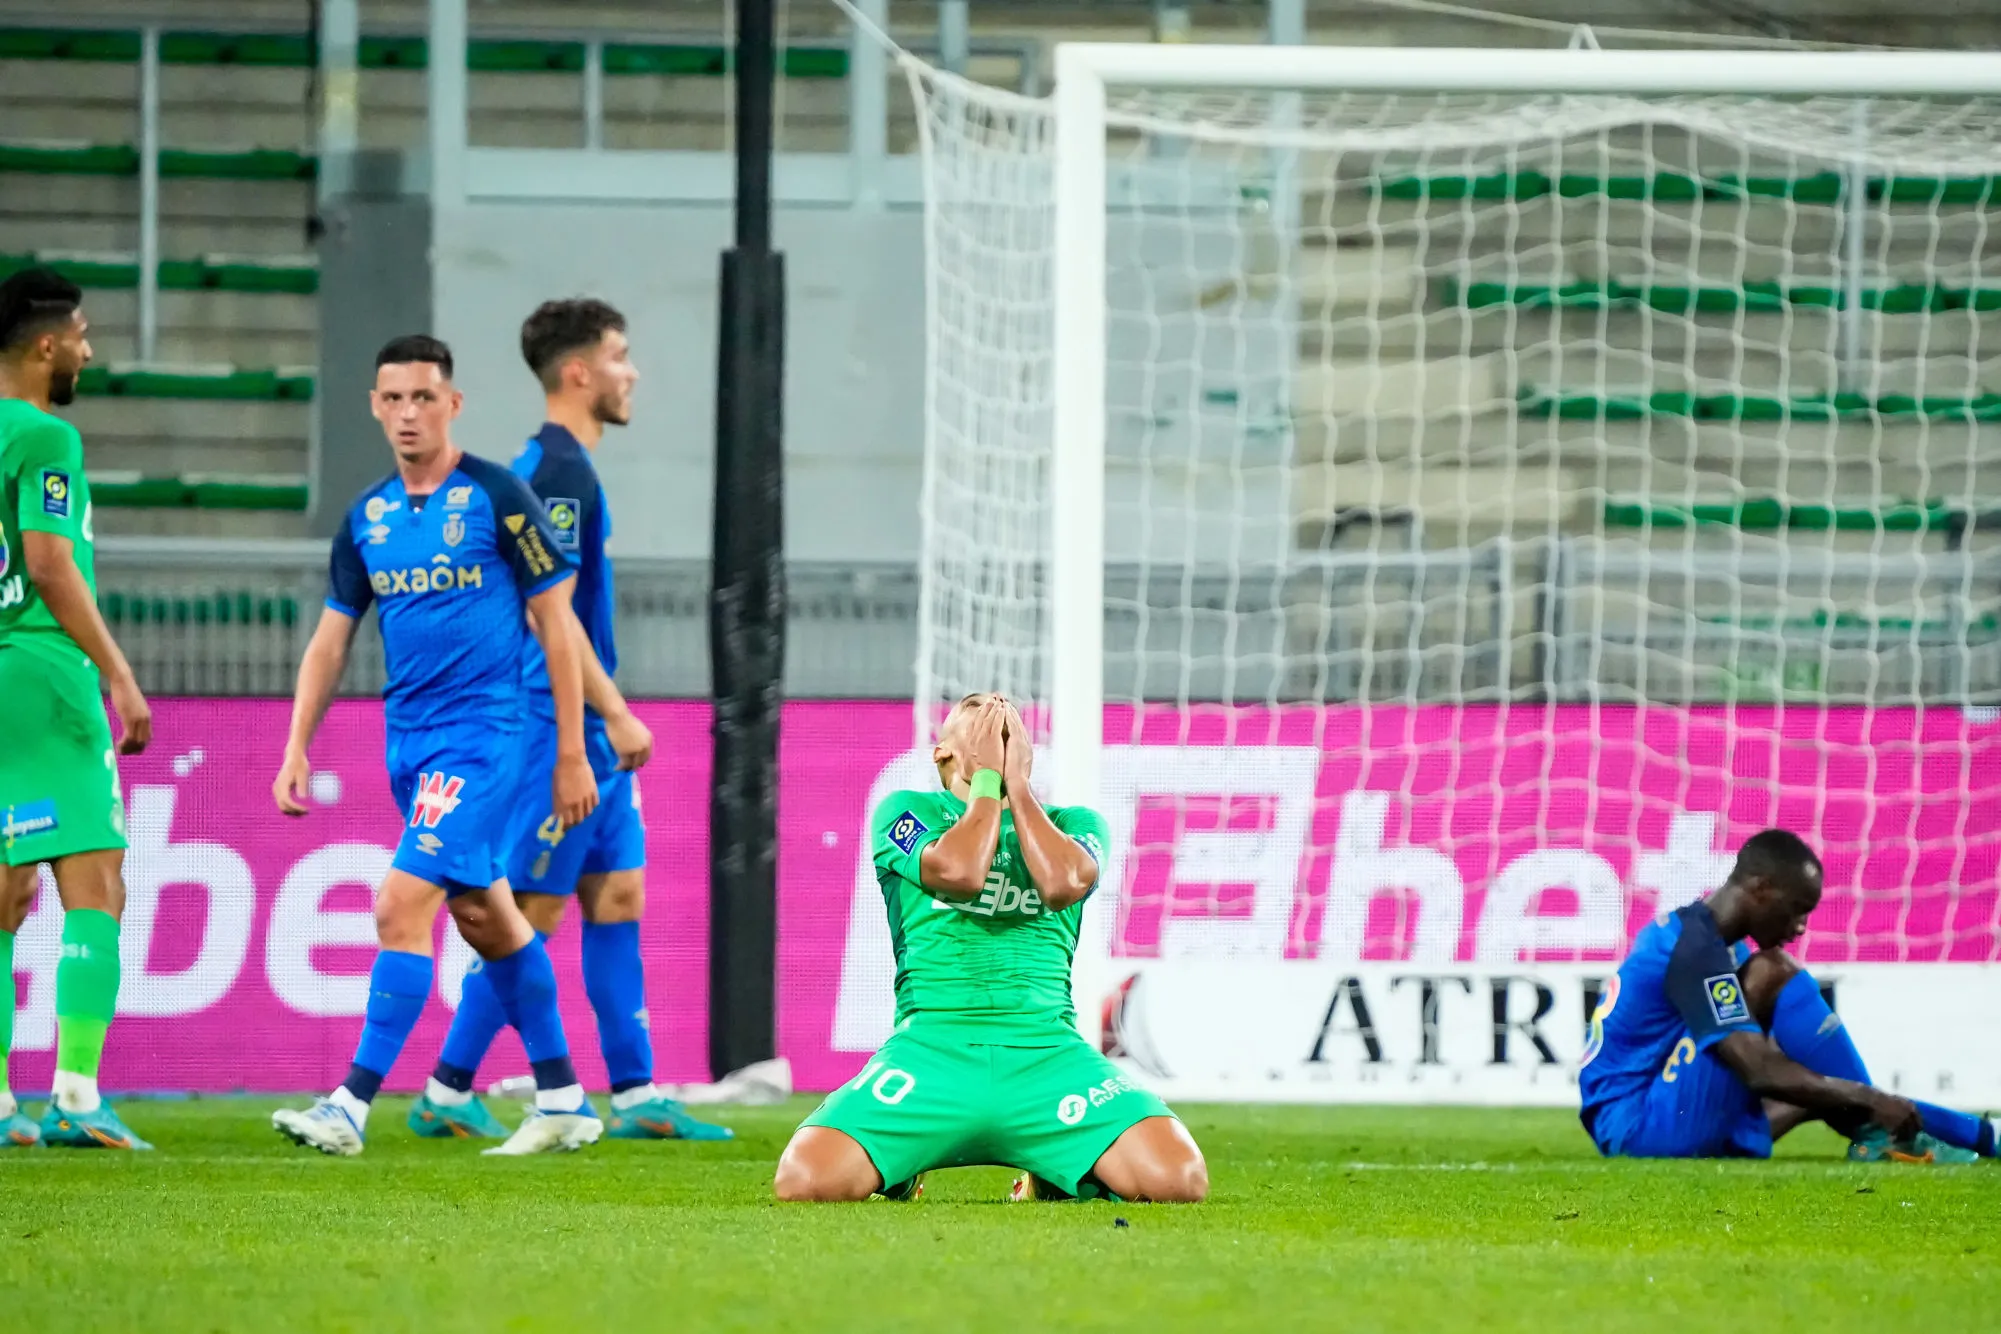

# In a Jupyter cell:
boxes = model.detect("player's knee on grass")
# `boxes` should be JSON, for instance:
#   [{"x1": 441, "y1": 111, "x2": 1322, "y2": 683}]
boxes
[
  {"x1": 774, "y1": 1127, "x2": 883, "y2": 1202},
  {"x1": 1091, "y1": 1117, "x2": 1209, "y2": 1203},
  {"x1": 516, "y1": 890, "x2": 568, "y2": 937},
  {"x1": 49, "y1": 849, "x2": 126, "y2": 920},
  {"x1": 578, "y1": 871, "x2": 643, "y2": 924},
  {"x1": 1738, "y1": 948, "x2": 1801, "y2": 1029}
]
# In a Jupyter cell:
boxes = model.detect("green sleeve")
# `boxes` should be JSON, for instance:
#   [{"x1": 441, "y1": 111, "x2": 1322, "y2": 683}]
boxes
[
  {"x1": 13, "y1": 418, "x2": 85, "y2": 539},
  {"x1": 1051, "y1": 804, "x2": 1111, "y2": 890},
  {"x1": 872, "y1": 792, "x2": 948, "y2": 886}
]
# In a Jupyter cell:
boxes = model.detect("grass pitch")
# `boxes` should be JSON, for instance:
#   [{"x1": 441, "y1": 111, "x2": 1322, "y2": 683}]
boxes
[{"x1": 0, "y1": 1098, "x2": 1992, "y2": 1332}]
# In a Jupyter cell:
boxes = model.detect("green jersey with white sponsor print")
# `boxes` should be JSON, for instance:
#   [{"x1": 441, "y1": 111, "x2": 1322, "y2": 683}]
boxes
[
  {"x1": 0, "y1": 398, "x2": 95, "y2": 660},
  {"x1": 870, "y1": 787, "x2": 1110, "y2": 1043}
]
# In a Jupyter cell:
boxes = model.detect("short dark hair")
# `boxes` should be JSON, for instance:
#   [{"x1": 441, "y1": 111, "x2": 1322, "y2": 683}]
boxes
[
  {"x1": 520, "y1": 298, "x2": 626, "y2": 390},
  {"x1": 1733, "y1": 828, "x2": 1822, "y2": 889},
  {"x1": 0, "y1": 267, "x2": 83, "y2": 354},
  {"x1": 375, "y1": 334, "x2": 453, "y2": 378}
]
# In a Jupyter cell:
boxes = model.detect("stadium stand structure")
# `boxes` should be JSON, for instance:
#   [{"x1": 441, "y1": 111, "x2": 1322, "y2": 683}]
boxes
[{"x1": 3, "y1": 1, "x2": 1996, "y2": 699}]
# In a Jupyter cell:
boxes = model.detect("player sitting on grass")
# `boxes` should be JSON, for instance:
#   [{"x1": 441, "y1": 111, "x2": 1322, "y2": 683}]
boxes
[
  {"x1": 0, "y1": 268, "x2": 153, "y2": 1150},
  {"x1": 410, "y1": 299, "x2": 728, "y2": 1144},
  {"x1": 270, "y1": 335, "x2": 601, "y2": 1157},
  {"x1": 1580, "y1": 828, "x2": 1997, "y2": 1164},
  {"x1": 774, "y1": 693, "x2": 1207, "y2": 1203}
]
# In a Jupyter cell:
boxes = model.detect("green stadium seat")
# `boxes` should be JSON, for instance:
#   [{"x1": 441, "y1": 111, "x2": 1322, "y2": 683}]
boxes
[
  {"x1": 75, "y1": 366, "x2": 314, "y2": 402},
  {"x1": 1373, "y1": 171, "x2": 2000, "y2": 205},
  {"x1": 0, "y1": 27, "x2": 849, "y2": 78},
  {"x1": 1601, "y1": 496, "x2": 1961, "y2": 532},
  {"x1": 1449, "y1": 278, "x2": 2001, "y2": 315},
  {"x1": 91, "y1": 471, "x2": 309, "y2": 510},
  {"x1": 99, "y1": 589, "x2": 302, "y2": 626},
  {"x1": 0, "y1": 141, "x2": 316, "y2": 180},
  {"x1": 1517, "y1": 385, "x2": 2001, "y2": 422},
  {"x1": 0, "y1": 252, "x2": 317, "y2": 295}
]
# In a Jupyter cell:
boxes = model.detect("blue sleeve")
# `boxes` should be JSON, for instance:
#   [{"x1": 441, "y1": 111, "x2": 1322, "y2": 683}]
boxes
[
  {"x1": 325, "y1": 522, "x2": 373, "y2": 617},
  {"x1": 524, "y1": 447, "x2": 600, "y2": 569},
  {"x1": 477, "y1": 465, "x2": 574, "y2": 598},
  {"x1": 1663, "y1": 918, "x2": 1761, "y2": 1051}
]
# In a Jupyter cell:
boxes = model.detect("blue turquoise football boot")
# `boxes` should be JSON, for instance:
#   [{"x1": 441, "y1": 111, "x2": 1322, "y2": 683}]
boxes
[
  {"x1": 1848, "y1": 1126, "x2": 1979, "y2": 1164},
  {"x1": 2, "y1": 1109, "x2": 40, "y2": 1147},
  {"x1": 407, "y1": 1092, "x2": 509, "y2": 1139},
  {"x1": 605, "y1": 1093, "x2": 734, "y2": 1141},
  {"x1": 39, "y1": 1100, "x2": 152, "y2": 1150}
]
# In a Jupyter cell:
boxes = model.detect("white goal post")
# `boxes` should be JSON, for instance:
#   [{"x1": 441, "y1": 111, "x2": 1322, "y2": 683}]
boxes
[
  {"x1": 1048, "y1": 45, "x2": 2001, "y2": 805},
  {"x1": 904, "y1": 39, "x2": 2001, "y2": 1099}
]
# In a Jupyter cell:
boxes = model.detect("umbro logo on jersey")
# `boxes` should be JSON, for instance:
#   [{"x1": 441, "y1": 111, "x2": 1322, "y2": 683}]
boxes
[
  {"x1": 410, "y1": 772, "x2": 465, "y2": 829},
  {"x1": 416, "y1": 832, "x2": 444, "y2": 855}
]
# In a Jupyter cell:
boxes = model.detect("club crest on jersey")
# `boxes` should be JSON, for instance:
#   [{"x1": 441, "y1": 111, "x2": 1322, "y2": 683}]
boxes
[
  {"x1": 442, "y1": 512, "x2": 465, "y2": 547},
  {"x1": 41, "y1": 469, "x2": 70, "y2": 518},
  {"x1": 445, "y1": 485, "x2": 473, "y2": 509},
  {"x1": 544, "y1": 498, "x2": 581, "y2": 549},
  {"x1": 410, "y1": 772, "x2": 465, "y2": 829},
  {"x1": 1704, "y1": 974, "x2": 1750, "y2": 1026},
  {"x1": 888, "y1": 810, "x2": 928, "y2": 854}
]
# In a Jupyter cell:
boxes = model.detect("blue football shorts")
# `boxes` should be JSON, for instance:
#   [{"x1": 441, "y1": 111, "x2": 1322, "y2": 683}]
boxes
[
  {"x1": 1597, "y1": 1031, "x2": 1773, "y2": 1160},
  {"x1": 385, "y1": 723, "x2": 524, "y2": 897},
  {"x1": 503, "y1": 716, "x2": 646, "y2": 895}
]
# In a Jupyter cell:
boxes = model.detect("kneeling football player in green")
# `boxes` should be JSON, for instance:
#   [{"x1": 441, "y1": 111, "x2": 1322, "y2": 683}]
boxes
[{"x1": 775, "y1": 693, "x2": 1207, "y2": 1203}]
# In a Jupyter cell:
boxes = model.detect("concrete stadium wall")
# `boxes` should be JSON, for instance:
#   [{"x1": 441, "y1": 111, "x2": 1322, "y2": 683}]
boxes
[{"x1": 433, "y1": 202, "x2": 927, "y2": 562}]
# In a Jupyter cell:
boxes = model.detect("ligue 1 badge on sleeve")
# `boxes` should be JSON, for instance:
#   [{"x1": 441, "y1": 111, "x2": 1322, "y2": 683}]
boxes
[{"x1": 443, "y1": 512, "x2": 465, "y2": 547}]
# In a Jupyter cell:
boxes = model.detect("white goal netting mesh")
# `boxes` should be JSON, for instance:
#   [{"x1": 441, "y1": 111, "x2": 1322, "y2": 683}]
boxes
[{"x1": 906, "y1": 57, "x2": 2001, "y2": 969}]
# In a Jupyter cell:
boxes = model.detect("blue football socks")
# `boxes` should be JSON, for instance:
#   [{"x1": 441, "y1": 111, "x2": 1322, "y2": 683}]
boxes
[
  {"x1": 482, "y1": 935, "x2": 582, "y2": 1111},
  {"x1": 342, "y1": 950, "x2": 434, "y2": 1104},
  {"x1": 433, "y1": 947, "x2": 518, "y2": 1093},
  {"x1": 1772, "y1": 968, "x2": 1994, "y2": 1156},
  {"x1": 582, "y1": 920, "x2": 654, "y2": 1094},
  {"x1": 1770, "y1": 971, "x2": 1871, "y2": 1084}
]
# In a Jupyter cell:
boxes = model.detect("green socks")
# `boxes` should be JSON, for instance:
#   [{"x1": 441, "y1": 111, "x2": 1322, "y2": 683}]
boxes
[{"x1": 55, "y1": 908, "x2": 119, "y2": 1082}]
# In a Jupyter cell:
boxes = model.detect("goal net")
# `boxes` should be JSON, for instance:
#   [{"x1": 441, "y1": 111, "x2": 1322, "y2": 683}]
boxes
[{"x1": 903, "y1": 45, "x2": 2001, "y2": 1096}]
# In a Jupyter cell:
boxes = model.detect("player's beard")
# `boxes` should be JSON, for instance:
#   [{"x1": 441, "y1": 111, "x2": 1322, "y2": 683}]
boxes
[
  {"x1": 48, "y1": 367, "x2": 78, "y2": 406},
  {"x1": 592, "y1": 387, "x2": 630, "y2": 427}
]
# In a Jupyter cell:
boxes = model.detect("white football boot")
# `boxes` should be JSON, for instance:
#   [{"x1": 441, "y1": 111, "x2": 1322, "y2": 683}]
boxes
[
  {"x1": 481, "y1": 1106, "x2": 604, "y2": 1156},
  {"x1": 272, "y1": 1098, "x2": 365, "y2": 1157}
]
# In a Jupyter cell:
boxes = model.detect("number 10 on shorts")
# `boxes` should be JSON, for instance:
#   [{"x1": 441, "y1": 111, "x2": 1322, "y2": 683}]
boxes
[{"x1": 849, "y1": 1062, "x2": 916, "y2": 1105}]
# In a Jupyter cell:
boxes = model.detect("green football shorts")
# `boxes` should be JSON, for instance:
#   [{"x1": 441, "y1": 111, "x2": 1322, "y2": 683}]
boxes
[
  {"x1": 800, "y1": 1022, "x2": 1177, "y2": 1196},
  {"x1": 0, "y1": 644, "x2": 126, "y2": 867}
]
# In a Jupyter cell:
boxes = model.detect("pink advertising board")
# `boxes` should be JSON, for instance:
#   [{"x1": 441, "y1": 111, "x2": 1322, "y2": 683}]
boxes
[{"x1": 5, "y1": 700, "x2": 1995, "y2": 1095}]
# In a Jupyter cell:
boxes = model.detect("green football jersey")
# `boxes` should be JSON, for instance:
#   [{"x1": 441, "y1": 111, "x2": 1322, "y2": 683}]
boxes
[
  {"x1": 0, "y1": 398, "x2": 95, "y2": 660},
  {"x1": 870, "y1": 787, "x2": 1111, "y2": 1043}
]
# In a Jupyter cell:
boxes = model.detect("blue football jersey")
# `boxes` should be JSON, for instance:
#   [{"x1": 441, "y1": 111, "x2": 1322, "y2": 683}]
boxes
[
  {"x1": 325, "y1": 452, "x2": 573, "y2": 735},
  {"x1": 511, "y1": 423, "x2": 615, "y2": 708},
  {"x1": 1579, "y1": 902, "x2": 1759, "y2": 1124}
]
